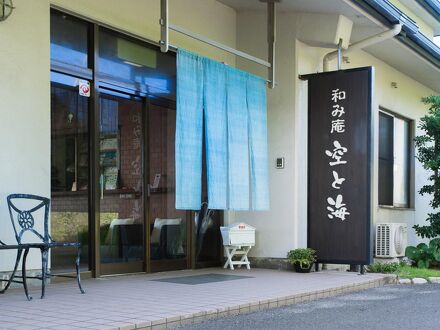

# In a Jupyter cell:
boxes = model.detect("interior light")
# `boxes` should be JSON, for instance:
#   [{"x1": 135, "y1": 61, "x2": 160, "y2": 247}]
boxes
[
  {"x1": 118, "y1": 38, "x2": 157, "y2": 68},
  {"x1": 123, "y1": 60, "x2": 143, "y2": 68}
]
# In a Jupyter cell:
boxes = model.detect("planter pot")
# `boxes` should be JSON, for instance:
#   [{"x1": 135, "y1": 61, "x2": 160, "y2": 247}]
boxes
[{"x1": 293, "y1": 262, "x2": 313, "y2": 273}]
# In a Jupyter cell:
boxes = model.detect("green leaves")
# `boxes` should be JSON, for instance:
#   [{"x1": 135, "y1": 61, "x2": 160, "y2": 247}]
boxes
[
  {"x1": 367, "y1": 262, "x2": 401, "y2": 273},
  {"x1": 417, "y1": 259, "x2": 430, "y2": 269},
  {"x1": 429, "y1": 238, "x2": 440, "y2": 249},
  {"x1": 405, "y1": 246, "x2": 420, "y2": 260},
  {"x1": 414, "y1": 95, "x2": 440, "y2": 238},
  {"x1": 430, "y1": 239, "x2": 440, "y2": 262},
  {"x1": 405, "y1": 239, "x2": 440, "y2": 268},
  {"x1": 417, "y1": 243, "x2": 428, "y2": 250},
  {"x1": 422, "y1": 95, "x2": 440, "y2": 112},
  {"x1": 287, "y1": 248, "x2": 317, "y2": 268}
]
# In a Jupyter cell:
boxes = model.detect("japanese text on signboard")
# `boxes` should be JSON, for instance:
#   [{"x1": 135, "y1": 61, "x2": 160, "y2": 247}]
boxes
[{"x1": 325, "y1": 89, "x2": 349, "y2": 221}]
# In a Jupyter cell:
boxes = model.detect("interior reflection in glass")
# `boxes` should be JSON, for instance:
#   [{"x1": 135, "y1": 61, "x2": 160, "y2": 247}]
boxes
[{"x1": 98, "y1": 29, "x2": 176, "y2": 99}]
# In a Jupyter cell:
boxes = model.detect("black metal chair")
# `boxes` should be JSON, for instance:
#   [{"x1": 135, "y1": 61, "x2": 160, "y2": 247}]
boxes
[
  {"x1": 6, "y1": 194, "x2": 85, "y2": 299},
  {"x1": 0, "y1": 240, "x2": 31, "y2": 296}
]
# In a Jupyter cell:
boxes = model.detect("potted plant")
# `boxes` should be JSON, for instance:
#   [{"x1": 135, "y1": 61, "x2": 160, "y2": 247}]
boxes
[{"x1": 287, "y1": 248, "x2": 317, "y2": 273}]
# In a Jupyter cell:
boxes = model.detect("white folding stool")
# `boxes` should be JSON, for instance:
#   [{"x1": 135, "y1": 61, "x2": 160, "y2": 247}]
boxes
[{"x1": 223, "y1": 245, "x2": 252, "y2": 270}]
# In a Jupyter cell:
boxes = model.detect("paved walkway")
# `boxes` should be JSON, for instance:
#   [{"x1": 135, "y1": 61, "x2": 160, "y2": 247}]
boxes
[{"x1": 0, "y1": 268, "x2": 395, "y2": 330}]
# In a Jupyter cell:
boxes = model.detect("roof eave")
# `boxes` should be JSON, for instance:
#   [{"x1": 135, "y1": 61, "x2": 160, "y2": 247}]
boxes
[
  {"x1": 351, "y1": 0, "x2": 440, "y2": 68},
  {"x1": 416, "y1": 0, "x2": 440, "y2": 24}
]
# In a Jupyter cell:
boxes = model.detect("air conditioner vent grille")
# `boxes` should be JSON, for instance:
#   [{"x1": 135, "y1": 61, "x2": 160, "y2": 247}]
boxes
[
  {"x1": 375, "y1": 223, "x2": 407, "y2": 258},
  {"x1": 376, "y1": 225, "x2": 390, "y2": 257}
]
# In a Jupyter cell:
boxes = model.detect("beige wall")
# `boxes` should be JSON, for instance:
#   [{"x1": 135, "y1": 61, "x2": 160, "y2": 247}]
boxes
[
  {"x1": 0, "y1": 0, "x2": 236, "y2": 272},
  {"x1": 0, "y1": 0, "x2": 51, "y2": 271},
  {"x1": 232, "y1": 10, "x2": 436, "y2": 259},
  {"x1": 52, "y1": 0, "x2": 237, "y2": 64},
  {"x1": 231, "y1": 12, "x2": 300, "y2": 258}
]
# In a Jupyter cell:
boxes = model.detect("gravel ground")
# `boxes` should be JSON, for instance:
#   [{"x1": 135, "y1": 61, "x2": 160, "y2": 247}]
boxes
[{"x1": 177, "y1": 284, "x2": 440, "y2": 330}]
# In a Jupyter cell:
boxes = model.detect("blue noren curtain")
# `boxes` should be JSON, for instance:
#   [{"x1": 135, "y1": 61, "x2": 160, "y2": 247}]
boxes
[
  {"x1": 176, "y1": 49, "x2": 269, "y2": 211},
  {"x1": 175, "y1": 49, "x2": 204, "y2": 210},
  {"x1": 204, "y1": 59, "x2": 228, "y2": 209},
  {"x1": 247, "y1": 76, "x2": 269, "y2": 210},
  {"x1": 226, "y1": 68, "x2": 250, "y2": 210}
]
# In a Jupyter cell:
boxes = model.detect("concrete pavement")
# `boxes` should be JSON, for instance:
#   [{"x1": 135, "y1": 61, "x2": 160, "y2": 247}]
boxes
[{"x1": 178, "y1": 284, "x2": 440, "y2": 330}]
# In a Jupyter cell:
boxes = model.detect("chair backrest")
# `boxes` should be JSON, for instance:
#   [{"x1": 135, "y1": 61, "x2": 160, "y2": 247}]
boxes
[{"x1": 7, "y1": 194, "x2": 50, "y2": 244}]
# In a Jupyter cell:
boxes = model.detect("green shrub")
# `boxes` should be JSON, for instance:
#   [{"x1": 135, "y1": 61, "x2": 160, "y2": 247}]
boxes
[
  {"x1": 405, "y1": 238, "x2": 440, "y2": 268},
  {"x1": 287, "y1": 248, "x2": 317, "y2": 269},
  {"x1": 367, "y1": 262, "x2": 400, "y2": 273}
]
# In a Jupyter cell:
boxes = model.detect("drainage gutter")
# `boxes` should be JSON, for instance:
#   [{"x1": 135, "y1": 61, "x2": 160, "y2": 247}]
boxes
[{"x1": 323, "y1": 24, "x2": 402, "y2": 71}]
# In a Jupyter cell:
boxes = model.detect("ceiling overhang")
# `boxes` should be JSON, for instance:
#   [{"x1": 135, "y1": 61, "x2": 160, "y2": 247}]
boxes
[{"x1": 218, "y1": 0, "x2": 440, "y2": 92}]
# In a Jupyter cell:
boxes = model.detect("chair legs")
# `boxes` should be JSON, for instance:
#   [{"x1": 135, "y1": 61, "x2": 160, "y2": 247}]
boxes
[
  {"x1": 40, "y1": 246, "x2": 85, "y2": 298},
  {"x1": 40, "y1": 248, "x2": 49, "y2": 299},
  {"x1": 76, "y1": 247, "x2": 85, "y2": 294},
  {"x1": 2, "y1": 246, "x2": 85, "y2": 300},
  {"x1": 0, "y1": 248, "x2": 23, "y2": 294},
  {"x1": 22, "y1": 248, "x2": 32, "y2": 301}
]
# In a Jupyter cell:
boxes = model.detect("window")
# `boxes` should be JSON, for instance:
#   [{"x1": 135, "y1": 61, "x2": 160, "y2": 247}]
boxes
[
  {"x1": 98, "y1": 28, "x2": 176, "y2": 98},
  {"x1": 50, "y1": 10, "x2": 90, "y2": 68},
  {"x1": 378, "y1": 110, "x2": 412, "y2": 208}
]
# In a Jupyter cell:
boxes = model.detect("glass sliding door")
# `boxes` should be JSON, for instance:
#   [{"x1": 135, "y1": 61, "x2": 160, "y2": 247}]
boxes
[
  {"x1": 98, "y1": 26, "x2": 188, "y2": 273},
  {"x1": 50, "y1": 72, "x2": 90, "y2": 272},
  {"x1": 50, "y1": 9, "x2": 93, "y2": 274},
  {"x1": 148, "y1": 102, "x2": 189, "y2": 272},
  {"x1": 99, "y1": 91, "x2": 145, "y2": 274}
]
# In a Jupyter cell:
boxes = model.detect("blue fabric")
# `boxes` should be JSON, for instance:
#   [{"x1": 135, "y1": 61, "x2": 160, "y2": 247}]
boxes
[
  {"x1": 226, "y1": 68, "x2": 250, "y2": 210},
  {"x1": 175, "y1": 49, "x2": 269, "y2": 211},
  {"x1": 247, "y1": 76, "x2": 269, "y2": 210},
  {"x1": 175, "y1": 49, "x2": 204, "y2": 210},
  {"x1": 204, "y1": 59, "x2": 228, "y2": 209}
]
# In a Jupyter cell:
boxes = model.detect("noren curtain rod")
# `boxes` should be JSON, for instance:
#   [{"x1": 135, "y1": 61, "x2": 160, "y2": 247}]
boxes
[
  {"x1": 169, "y1": 23, "x2": 271, "y2": 68},
  {"x1": 160, "y1": 0, "x2": 277, "y2": 88}
]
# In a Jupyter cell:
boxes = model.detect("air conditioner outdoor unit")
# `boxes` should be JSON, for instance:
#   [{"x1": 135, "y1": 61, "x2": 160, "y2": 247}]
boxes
[{"x1": 375, "y1": 223, "x2": 408, "y2": 258}]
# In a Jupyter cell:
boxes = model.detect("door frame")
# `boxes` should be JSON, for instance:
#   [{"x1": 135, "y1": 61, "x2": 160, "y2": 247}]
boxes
[
  {"x1": 50, "y1": 7, "x2": 222, "y2": 278},
  {"x1": 49, "y1": 71, "x2": 219, "y2": 276}
]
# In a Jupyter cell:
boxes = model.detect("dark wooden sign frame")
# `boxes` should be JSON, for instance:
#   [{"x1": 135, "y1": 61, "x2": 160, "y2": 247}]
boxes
[{"x1": 305, "y1": 67, "x2": 373, "y2": 268}]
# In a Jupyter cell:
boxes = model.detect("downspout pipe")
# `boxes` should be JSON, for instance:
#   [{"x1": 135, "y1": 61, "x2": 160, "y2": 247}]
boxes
[{"x1": 323, "y1": 23, "x2": 402, "y2": 71}]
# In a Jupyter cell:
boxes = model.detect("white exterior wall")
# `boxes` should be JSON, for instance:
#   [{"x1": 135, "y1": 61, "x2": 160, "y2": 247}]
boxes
[
  {"x1": 229, "y1": 12, "x2": 300, "y2": 258},
  {"x1": 0, "y1": 1, "x2": 51, "y2": 272},
  {"x1": 0, "y1": 0, "x2": 236, "y2": 272},
  {"x1": 231, "y1": 10, "x2": 437, "y2": 259}
]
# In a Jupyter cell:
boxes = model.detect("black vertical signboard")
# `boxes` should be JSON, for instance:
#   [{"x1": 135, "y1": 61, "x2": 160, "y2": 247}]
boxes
[{"x1": 307, "y1": 67, "x2": 373, "y2": 266}]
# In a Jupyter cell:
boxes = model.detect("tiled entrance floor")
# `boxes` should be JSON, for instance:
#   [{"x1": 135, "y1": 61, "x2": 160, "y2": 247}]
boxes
[{"x1": 0, "y1": 268, "x2": 395, "y2": 330}]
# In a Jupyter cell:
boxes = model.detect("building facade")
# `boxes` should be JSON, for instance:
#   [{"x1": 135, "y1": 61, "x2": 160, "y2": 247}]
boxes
[{"x1": 0, "y1": 0, "x2": 439, "y2": 277}]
